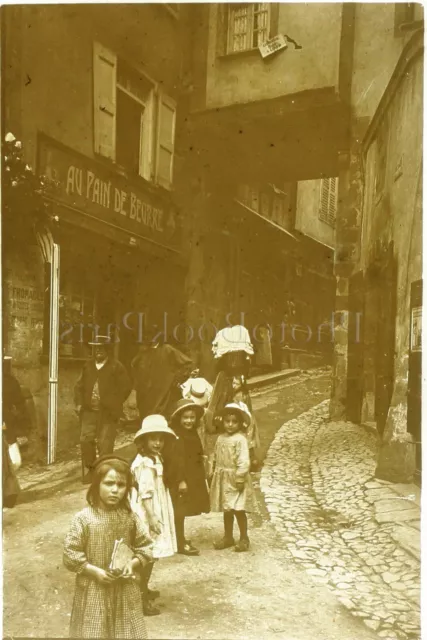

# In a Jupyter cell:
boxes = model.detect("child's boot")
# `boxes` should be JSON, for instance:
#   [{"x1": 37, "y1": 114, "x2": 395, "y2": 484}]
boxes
[
  {"x1": 214, "y1": 511, "x2": 235, "y2": 549},
  {"x1": 234, "y1": 537, "x2": 250, "y2": 552},
  {"x1": 143, "y1": 600, "x2": 161, "y2": 616},
  {"x1": 213, "y1": 537, "x2": 235, "y2": 550}
]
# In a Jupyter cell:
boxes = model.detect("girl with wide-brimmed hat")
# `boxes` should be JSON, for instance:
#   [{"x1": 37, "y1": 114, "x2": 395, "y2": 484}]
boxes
[
  {"x1": 130, "y1": 415, "x2": 177, "y2": 616},
  {"x1": 209, "y1": 403, "x2": 256, "y2": 553},
  {"x1": 164, "y1": 398, "x2": 210, "y2": 556}
]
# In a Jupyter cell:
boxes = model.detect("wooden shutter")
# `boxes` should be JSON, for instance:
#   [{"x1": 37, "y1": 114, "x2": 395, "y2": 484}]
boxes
[
  {"x1": 319, "y1": 177, "x2": 338, "y2": 227},
  {"x1": 269, "y1": 3, "x2": 280, "y2": 38},
  {"x1": 139, "y1": 91, "x2": 155, "y2": 181},
  {"x1": 156, "y1": 93, "x2": 176, "y2": 190},
  {"x1": 93, "y1": 42, "x2": 117, "y2": 160},
  {"x1": 216, "y1": 3, "x2": 229, "y2": 56}
]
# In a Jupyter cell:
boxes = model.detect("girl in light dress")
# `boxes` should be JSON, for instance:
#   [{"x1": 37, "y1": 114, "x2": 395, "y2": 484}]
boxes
[
  {"x1": 131, "y1": 414, "x2": 177, "y2": 616},
  {"x1": 63, "y1": 455, "x2": 152, "y2": 639},
  {"x1": 209, "y1": 403, "x2": 256, "y2": 553}
]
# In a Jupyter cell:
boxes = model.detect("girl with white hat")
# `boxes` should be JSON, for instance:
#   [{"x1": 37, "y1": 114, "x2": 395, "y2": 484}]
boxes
[
  {"x1": 130, "y1": 415, "x2": 177, "y2": 616},
  {"x1": 209, "y1": 403, "x2": 256, "y2": 553}
]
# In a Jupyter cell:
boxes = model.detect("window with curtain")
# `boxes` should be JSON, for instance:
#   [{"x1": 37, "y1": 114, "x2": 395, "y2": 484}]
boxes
[{"x1": 227, "y1": 3, "x2": 270, "y2": 53}]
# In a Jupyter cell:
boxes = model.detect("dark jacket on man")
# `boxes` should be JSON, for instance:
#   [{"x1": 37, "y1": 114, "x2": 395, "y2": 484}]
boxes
[
  {"x1": 131, "y1": 343, "x2": 193, "y2": 419},
  {"x1": 74, "y1": 358, "x2": 132, "y2": 420}
]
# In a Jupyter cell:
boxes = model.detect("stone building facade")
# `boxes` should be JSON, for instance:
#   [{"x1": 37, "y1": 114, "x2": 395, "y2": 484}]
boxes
[
  {"x1": 2, "y1": 4, "x2": 192, "y2": 458},
  {"x1": 330, "y1": 5, "x2": 423, "y2": 483},
  {"x1": 179, "y1": 2, "x2": 347, "y2": 376}
]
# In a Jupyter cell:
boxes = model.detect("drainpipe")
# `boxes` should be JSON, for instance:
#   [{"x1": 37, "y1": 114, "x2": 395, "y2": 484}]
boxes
[
  {"x1": 35, "y1": 226, "x2": 60, "y2": 464},
  {"x1": 47, "y1": 242, "x2": 60, "y2": 464}
]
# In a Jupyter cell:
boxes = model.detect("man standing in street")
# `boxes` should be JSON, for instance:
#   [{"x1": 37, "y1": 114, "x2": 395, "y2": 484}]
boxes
[
  {"x1": 74, "y1": 336, "x2": 131, "y2": 483},
  {"x1": 131, "y1": 331, "x2": 195, "y2": 421}
]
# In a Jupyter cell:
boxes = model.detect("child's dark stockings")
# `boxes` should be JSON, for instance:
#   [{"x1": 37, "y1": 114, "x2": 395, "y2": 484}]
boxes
[
  {"x1": 140, "y1": 561, "x2": 154, "y2": 599},
  {"x1": 174, "y1": 514, "x2": 185, "y2": 549},
  {"x1": 224, "y1": 510, "x2": 248, "y2": 541}
]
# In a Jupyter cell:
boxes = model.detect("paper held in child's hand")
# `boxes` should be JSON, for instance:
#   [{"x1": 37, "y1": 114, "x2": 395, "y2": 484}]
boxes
[{"x1": 109, "y1": 539, "x2": 134, "y2": 574}]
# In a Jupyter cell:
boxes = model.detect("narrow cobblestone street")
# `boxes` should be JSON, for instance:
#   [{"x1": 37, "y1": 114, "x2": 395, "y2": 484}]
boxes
[
  {"x1": 3, "y1": 370, "x2": 420, "y2": 639},
  {"x1": 261, "y1": 403, "x2": 421, "y2": 640}
]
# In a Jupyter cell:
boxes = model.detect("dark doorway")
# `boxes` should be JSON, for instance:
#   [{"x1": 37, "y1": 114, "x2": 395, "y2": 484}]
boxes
[
  {"x1": 347, "y1": 270, "x2": 365, "y2": 423},
  {"x1": 408, "y1": 278, "x2": 422, "y2": 481},
  {"x1": 373, "y1": 246, "x2": 397, "y2": 435}
]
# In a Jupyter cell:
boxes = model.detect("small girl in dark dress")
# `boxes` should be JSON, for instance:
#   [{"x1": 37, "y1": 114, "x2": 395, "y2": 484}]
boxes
[{"x1": 164, "y1": 399, "x2": 210, "y2": 556}]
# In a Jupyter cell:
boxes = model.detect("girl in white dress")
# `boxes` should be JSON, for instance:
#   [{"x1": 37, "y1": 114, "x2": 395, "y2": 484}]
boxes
[{"x1": 131, "y1": 415, "x2": 177, "y2": 616}]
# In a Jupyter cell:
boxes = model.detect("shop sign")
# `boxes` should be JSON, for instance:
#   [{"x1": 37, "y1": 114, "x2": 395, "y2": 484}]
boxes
[
  {"x1": 37, "y1": 136, "x2": 180, "y2": 250},
  {"x1": 259, "y1": 34, "x2": 287, "y2": 59}
]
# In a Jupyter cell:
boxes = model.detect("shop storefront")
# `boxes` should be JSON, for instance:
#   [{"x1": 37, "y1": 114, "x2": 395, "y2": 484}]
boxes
[{"x1": 4, "y1": 134, "x2": 185, "y2": 458}]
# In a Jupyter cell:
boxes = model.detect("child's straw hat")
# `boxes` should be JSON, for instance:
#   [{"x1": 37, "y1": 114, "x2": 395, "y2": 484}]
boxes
[
  {"x1": 219, "y1": 402, "x2": 251, "y2": 426},
  {"x1": 134, "y1": 415, "x2": 177, "y2": 443},
  {"x1": 170, "y1": 398, "x2": 204, "y2": 422}
]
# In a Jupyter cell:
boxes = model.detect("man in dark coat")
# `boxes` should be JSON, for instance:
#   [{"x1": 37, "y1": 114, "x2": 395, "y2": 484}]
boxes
[
  {"x1": 2, "y1": 356, "x2": 26, "y2": 508},
  {"x1": 131, "y1": 335, "x2": 194, "y2": 421},
  {"x1": 74, "y1": 336, "x2": 131, "y2": 482}
]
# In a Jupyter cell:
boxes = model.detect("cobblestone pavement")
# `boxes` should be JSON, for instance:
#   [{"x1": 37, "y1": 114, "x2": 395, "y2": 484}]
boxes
[{"x1": 261, "y1": 401, "x2": 421, "y2": 640}]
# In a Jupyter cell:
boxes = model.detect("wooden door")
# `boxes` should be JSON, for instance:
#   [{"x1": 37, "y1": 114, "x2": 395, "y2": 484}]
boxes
[
  {"x1": 374, "y1": 247, "x2": 397, "y2": 435},
  {"x1": 408, "y1": 279, "x2": 422, "y2": 477},
  {"x1": 347, "y1": 271, "x2": 365, "y2": 423}
]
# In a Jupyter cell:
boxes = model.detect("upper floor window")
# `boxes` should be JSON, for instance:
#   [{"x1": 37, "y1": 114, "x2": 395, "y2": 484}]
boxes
[
  {"x1": 93, "y1": 42, "x2": 176, "y2": 190},
  {"x1": 227, "y1": 3, "x2": 270, "y2": 53},
  {"x1": 236, "y1": 182, "x2": 295, "y2": 231},
  {"x1": 319, "y1": 177, "x2": 338, "y2": 227}
]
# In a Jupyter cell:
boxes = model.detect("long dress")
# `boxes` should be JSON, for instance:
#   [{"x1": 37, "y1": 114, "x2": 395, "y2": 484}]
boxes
[
  {"x1": 165, "y1": 425, "x2": 210, "y2": 518},
  {"x1": 130, "y1": 454, "x2": 177, "y2": 558},
  {"x1": 63, "y1": 506, "x2": 152, "y2": 639},
  {"x1": 209, "y1": 432, "x2": 256, "y2": 513}
]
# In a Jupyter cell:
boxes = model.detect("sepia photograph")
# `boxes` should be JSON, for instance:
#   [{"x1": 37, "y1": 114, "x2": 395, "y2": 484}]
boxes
[{"x1": 1, "y1": 2, "x2": 423, "y2": 639}]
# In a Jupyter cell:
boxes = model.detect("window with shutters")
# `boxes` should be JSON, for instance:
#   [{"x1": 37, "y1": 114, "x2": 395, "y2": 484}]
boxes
[
  {"x1": 319, "y1": 177, "x2": 338, "y2": 227},
  {"x1": 227, "y1": 3, "x2": 270, "y2": 53},
  {"x1": 93, "y1": 42, "x2": 176, "y2": 190}
]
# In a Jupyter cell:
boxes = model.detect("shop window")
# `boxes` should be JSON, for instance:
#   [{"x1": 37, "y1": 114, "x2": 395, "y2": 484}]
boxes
[
  {"x1": 58, "y1": 264, "x2": 96, "y2": 358},
  {"x1": 319, "y1": 177, "x2": 338, "y2": 227},
  {"x1": 93, "y1": 42, "x2": 176, "y2": 190},
  {"x1": 227, "y1": 3, "x2": 271, "y2": 53}
]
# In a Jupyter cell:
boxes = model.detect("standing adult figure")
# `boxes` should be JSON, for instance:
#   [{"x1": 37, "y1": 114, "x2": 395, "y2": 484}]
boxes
[
  {"x1": 2, "y1": 355, "x2": 26, "y2": 508},
  {"x1": 74, "y1": 336, "x2": 131, "y2": 483},
  {"x1": 131, "y1": 333, "x2": 194, "y2": 421}
]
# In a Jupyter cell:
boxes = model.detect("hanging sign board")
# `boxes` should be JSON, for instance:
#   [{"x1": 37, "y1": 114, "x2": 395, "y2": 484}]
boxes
[{"x1": 259, "y1": 34, "x2": 288, "y2": 59}]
